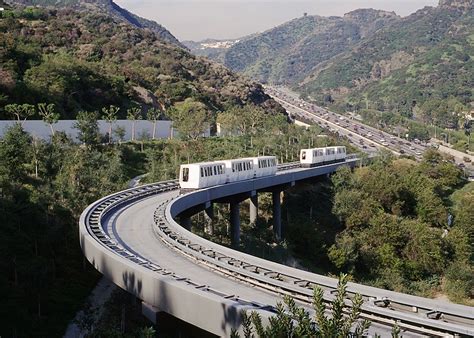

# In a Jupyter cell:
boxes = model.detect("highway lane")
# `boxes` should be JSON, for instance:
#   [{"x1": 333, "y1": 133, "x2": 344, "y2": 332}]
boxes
[{"x1": 266, "y1": 86, "x2": 427, "y2": 160}]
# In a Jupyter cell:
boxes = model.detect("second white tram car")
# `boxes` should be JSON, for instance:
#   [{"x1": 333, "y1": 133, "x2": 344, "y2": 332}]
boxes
[
  {"x1": 300, "y1": 146, "x2": 346, "y2": 168},
  {"x1": 179, "y1": 156, "x2": 277, "y2": 190}
]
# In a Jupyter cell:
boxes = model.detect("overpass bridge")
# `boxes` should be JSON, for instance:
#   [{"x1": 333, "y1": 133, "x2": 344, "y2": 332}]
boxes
[{"x1": 79, "y1": 157, "x2": 474, "y2": 337}]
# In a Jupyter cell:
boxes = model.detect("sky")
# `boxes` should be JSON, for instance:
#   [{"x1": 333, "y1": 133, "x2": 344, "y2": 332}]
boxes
[{"x1": 114, "y1": 0, "x2": 439, "y2": 41}]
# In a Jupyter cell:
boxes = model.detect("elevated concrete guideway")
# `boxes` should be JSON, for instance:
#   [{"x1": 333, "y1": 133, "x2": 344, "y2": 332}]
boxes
[{"x1": 80, "y1": 158, "x2": 474, "y2": 337}]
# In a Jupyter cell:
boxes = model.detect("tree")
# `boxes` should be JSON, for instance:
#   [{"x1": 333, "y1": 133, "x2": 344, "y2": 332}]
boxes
[
  {"x1": 146, "y1": 107, "x2": 160, "y2": 140},
  {"x1": 102, "y1": 105, "x2": 119, "y2": 144},
  {"x1": 4, "y1": 103, "x2": 35, "y2": 123},
  {"x1": 0, "y1": 124, "x2": 32, "y2": 182},
  {"x1": 38, "y1": 103, "x2": 59, "y2": 137},
  {"x1": 169, "y1": 98, "x2": 209, "y2": 140},
  {"x1": 113, "y1": 125, "x2": 126, "y2": 145},
  {"x1": 127, "y1": 106, "x2": 142, "y2": 141},
  {"x1": 216, "y1": 111, "x2": 239, "y2": 136},
  {"x1": 236, "y1": 274, "x2": 371, "y2": 337},
  {"x1": 74, "y1": 111, "x2": 99, "y2": 146}
]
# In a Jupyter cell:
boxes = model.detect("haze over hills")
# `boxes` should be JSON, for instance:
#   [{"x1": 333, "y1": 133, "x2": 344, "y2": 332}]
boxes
[
  {"x1": 201, "y1": 0, "x2": 472, "y2": 129},
  {"x1": 0, "y1": 1, "x2": 284, "y2": 119},
  {"x1": 183, "y1": 38, "x2": 241, "y2": 64}
]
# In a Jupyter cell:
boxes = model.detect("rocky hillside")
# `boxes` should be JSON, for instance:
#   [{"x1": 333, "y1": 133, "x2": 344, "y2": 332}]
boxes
[
  {"x1": 6, "y1": 0, "x2": 183, "y2": 46},
  {"x1": 0, "y1": 4, "x2": 284, "y2": 119},
  {"x1": 221, "y1": 9, "x2": 399, "y2": 84}
]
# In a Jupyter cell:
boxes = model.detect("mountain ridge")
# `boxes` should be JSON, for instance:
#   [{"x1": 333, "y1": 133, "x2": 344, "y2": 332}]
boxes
[
  {"x1": 0, "y1": 3, "x2": 284, "y2": 120},
  {"x1": 5, "y1": 0, "x2": 184, "y2": 47},
  {"x1": 219, "y1": 8, "x2": 400, "y2": 85},
  {"x1": 202, "y1": 1, "x2": 472, "y2": 129}
]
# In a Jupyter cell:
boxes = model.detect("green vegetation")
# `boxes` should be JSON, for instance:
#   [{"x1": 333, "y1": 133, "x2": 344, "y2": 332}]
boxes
[
  {"x1": 1, "y1": 103, "x2": 471, "y2": 337},
  {"x1": 285, "y1": 151, "x2": 472, "y2": 303},
  {"x1": 0, "y1": 124, "x2": 129, "y2": 337},
  {"x1": 192, "y1": 144, "x2": 472, "y2": 305},
  {"x1": 0, "y1": 101, "x2": 349, "y2": 336},
  {"x1": 0, "y1": 4, "x2": 283, "y2": 121},
  {"x1": 214, "y1": 1, "x2": 472, "y2": 140},
  {"x1": 233, "y1": 274, "x2": 371, "y2": 338},
  {"x1": 8, "y1": 0, "x2": 183, "y2": 46},
  {"x1": 302, "y1": 2, "x2": 473, "y2": 140}
]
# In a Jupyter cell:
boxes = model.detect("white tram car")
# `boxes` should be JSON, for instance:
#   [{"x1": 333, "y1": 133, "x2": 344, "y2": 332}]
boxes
[
  {"x1": 179, "y1": 147, "x2": 347, "y2": 190},
  {"x1": 300, "y1": 146, "x2": 346, "y2": 168},
  {"x1": 179, "y1": 156, "x2": 277, "y2": 190}
]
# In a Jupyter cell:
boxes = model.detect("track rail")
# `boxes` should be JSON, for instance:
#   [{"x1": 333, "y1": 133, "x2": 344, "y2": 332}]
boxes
[{"x1": 82, "y1": 163, "x2": 474, "y2": 337}]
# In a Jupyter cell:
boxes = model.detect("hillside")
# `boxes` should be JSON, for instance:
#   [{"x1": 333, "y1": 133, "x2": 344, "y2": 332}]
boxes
[
  {"x1": 221, "y1": 9, "x2": 400, "y2": 84},
  {"x1": 6, "y1": 0, "x2": 183, "y2": 46},
  {"x1": 215, "y1": 0, "x2": 472, "y2": 130},
  {"x1": 300, "y1": 0, "x2": 473, "y2": 125},
  {"x1": 0, "y1": 4, "x2": 284, "y2": 120}
]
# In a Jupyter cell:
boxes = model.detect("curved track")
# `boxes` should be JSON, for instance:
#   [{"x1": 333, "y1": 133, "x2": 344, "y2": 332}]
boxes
[{"x1": 80, "y1": 162, "x2": 474, "y2": 337}]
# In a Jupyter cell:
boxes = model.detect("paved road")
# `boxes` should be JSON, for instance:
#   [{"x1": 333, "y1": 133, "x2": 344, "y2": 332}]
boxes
[
  {"x1": 268, "y1": 86, "x2": 474, "y2": 178},
  {"x1": 266, "y1": 86, "x2": 427, "y2": 160}
]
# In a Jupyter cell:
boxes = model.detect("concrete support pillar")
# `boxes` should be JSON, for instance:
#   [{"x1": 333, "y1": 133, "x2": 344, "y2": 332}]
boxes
[
  {"x1": 204, "y1": 203, "x2": 214, "y2": 235},
  {"x1": 230, "y1": 202, "x2": 240, "y2": 247},
  {"x1": 272, "y1": 191, "x2": 282, "y2": 240},
  {"x1": 182, "y1": 217, "x2": 191, "y2": 231},
  {"x1": 249, "y1": 193, "x2": 258, "y2": 225}
]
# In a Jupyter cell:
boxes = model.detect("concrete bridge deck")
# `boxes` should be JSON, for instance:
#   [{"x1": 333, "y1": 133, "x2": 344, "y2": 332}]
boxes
[{"x1": 80, "y1": 159, "x2": 474, "y2": 337}]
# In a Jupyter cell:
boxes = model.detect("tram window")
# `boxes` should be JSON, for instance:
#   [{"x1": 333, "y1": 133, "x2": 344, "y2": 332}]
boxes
[
  {"x1": 182, "y1": 168, "x2": 189, "y2": 182},
  {"x1": 200, "y1": 168, "x2": 204, "y2": 177},
  {"x1": 214, "y1": 167, "x2": 217, "y2": 175}
]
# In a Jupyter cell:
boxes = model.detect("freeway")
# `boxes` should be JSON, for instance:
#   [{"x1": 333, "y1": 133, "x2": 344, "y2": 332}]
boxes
[
  {"x1": 265, "y1": 86, "x2": 429, "y2": 160},
  {"x1": 80, "y1": 161, "x2": 474, "y2": 337}
]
